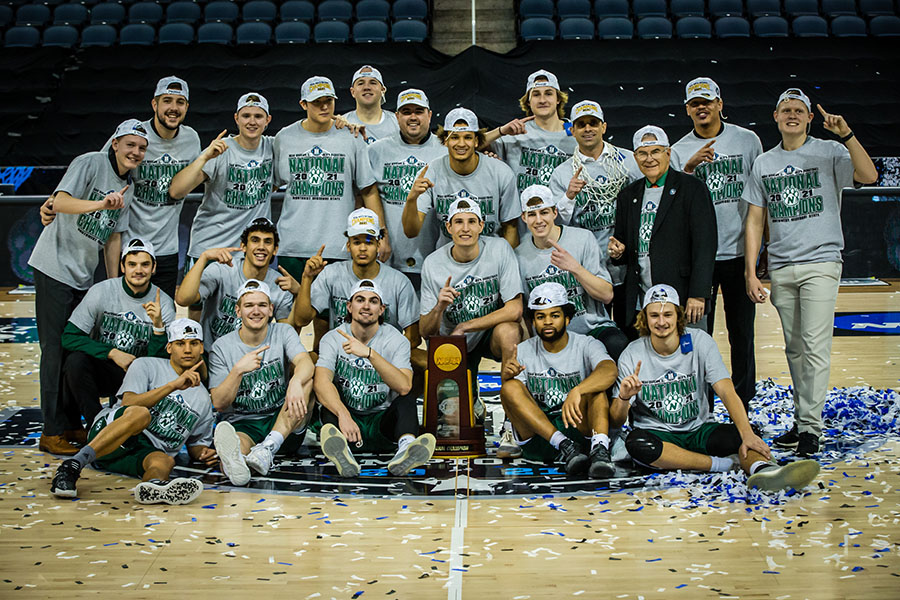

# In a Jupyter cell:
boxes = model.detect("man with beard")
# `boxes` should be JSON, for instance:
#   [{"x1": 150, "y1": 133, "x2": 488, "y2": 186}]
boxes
[{"x1": 343, "y1": 65, "x2": 399, "y2": 145}]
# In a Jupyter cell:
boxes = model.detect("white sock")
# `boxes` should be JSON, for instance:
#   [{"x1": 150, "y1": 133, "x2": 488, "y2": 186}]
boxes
[
  {"x1": 591, "y1": 433, "x2": 610, "y2": 451},
  {"x1": 709, "y1": 456, "x2": 733, "y2": 472},
  {"x1": 397, "y1": 434, "x2": 414, "y2": 452},
  {"x1": 750, "y1": 460, "x2": 773, "y2": 475},
  {"x1": 549, "y1": 431, "x2": 566, "y2": 450},
  {"x1": 262, "y1": 431, "x2": 284, "y2": 453}
]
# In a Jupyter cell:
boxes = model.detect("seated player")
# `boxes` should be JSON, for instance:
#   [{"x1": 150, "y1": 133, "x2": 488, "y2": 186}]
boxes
[
  {"x1": 314, "y1": 279, "x2": 435, "y2": 477},
  {"x1": 50, "y1": 318, "x2": 217, "y2": 505},
  {"x1": 210, "y1": 280, "x2": 315, "y2": 486},
  {"x1": 61, "y1": 239, "x2": 176, "y2": 434},
  {"x1": 611, "y1": 284, "x2": 820, "y2": 491},
  {"x1": 175, "y1": 217, "x2": 298, "y2": 344},
  {"x1": 500, "y1": 283, "x2": 619, "y2": 477}
]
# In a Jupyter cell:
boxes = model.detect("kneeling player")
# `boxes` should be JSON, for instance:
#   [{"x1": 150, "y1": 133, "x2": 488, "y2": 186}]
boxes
[
  {"x1": 315, "y1": 279, "x2": 435, "y2": 477},
  {"x1": 500, "y1": 283, "x2": 619, "y2": 477},
  {"x1": 50, "y1": 319, "x2": 216, "y2": 505},
  {"x1": 611, "y1": 284, "x2": 820, "y2": 491}
]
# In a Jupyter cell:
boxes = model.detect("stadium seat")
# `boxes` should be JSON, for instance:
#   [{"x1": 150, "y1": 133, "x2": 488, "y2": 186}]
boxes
[
  {"x1": 596, "y1": 16, "x2": 633, "y2": 37},
  {"x1": 313, "y1": 20, "x2": 350, "y2": 42},
  {"x1": 870, "y1": 15, "x2": 900, "y2": 35},
  {"x1": 356, "y1": 0, "x2": 390, "y2": 21},
  {"x1": 831, "y1": 14, "x2": 868, "y2": 35},
  {"x1": 594, "y1": 0, "x2": 629, "y2": 19},
  {"x1": 353, "y1": 19, "x2": 388, "y2": 41},
  {"x1": 128, "y1": 2, "x2": 163, "y2": 25},
  {"x1": 559, "y1": 16, "x2": 595, "y2": 38},
  {"x1": 708, "y1": 0, "x2": 744, "y2": 18},
  {"x1": 197, "y1": 22, "x2": 233, "y2": 44},
  {"x1": 166, "y1": 2, "x2": 201, "y2": 25},
  {"x1": 158, "y1": 22, "x2": 194, "y2": 44},
  {"x1": 634, "y1": 0, "x2": 667, "y2": 19},
  {"x1": 520, "y1": 0, "x2": 555, "y2": 20},
  {"x1": 557, "y1": 0, "x2": 592, "y2": 19},
  {"x1": 753, "y1": 15, "x2": 789, "y2": 36},
  {"x1": 671, "y1": 0, "x2": 705, "y2": 18},
  {"x1": 392, "y1": 0, "x2": 428, "y2": 20},
  {"x1": 275, "y1": 21, "x2": 311, "y2": 43},
  {"x1": 90, "y1": 3, "x2": 125, "y2": 26},
  {"x1": 822, "y1": 0, "x2": 858, "y2": 18},
  {"x1": 520, "y1": 17, "x2": 557, "y2": 39},
  {"x1": 318, "y1": 0, "x2": 353, "y2": 22},
  {"x1": 391, "y1": 18, "x2": 427, "y2": 41},
  {"x1": 280, "y1": 1, "x2": 315, "y2": 23},
  {"x1": 860, "y1": 0, "x2": 896, "y2": 17},
  {"x1": 242, "y1": 1, "x2": 277, "y2": 23},
  {"x1": 747, "y1": 0, "x2": 782, "y2": 18},
  {"x1": 80, "y1": 24, "x2": 117, "y2": 46},
  {"x1": 15, "y1": 4, "x2": 50, "y2": 27},
  {"x1": 715, "y1": 15, "x2": 751, "y2": 36},
  {"x1": 0, "y1": 6, "x2": 11, "y2": 30},
  {"x1": 42, "y1": 24, "x2": 79, "y2": 47},
  {"x1": 676, "y1": 16, "x2": 713, "y2": 37},
  {"x1": 4, "y1": 25, "x2": 39, "y2": 48},
  {"x1": 120, "y1": 23, "x2": 155, "y2": 45},
  {"x1": 53, "y1": 4, "x2": 88, "y2": 26},
  {"x1": 204, "y1": 1, "x2": 239, "y2": 24},
  {"x1": 637, "y1": 15, "x2": 673, "y2": 37},
  {"x1": 236, "y1": 22, "x2": 271, "y2": 44},
  {"x1": 784, "y1": 0, "x2": 820, "y2": 18},
  {"x1": 791, "y1": 15, "x2": 829, "y2": 36}
]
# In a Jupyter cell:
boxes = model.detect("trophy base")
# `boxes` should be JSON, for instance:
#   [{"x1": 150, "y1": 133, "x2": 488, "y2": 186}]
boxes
[{"x1": 434, "y1": 438, "x2": 486, "y2": 458}]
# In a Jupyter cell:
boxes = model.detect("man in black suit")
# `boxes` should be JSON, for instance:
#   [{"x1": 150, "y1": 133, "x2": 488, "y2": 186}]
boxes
[{"x1": 607, "y1": 125, "x2": 717, "y2": 334}]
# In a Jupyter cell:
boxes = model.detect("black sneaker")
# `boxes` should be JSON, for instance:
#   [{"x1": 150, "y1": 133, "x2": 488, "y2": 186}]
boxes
[
  {"x1": 773, "y1": 424, "x2": 799, "y2": 448},
  {"x1": 796, "y1": 432, "x2": 820, "y2": 457},
  {"x1": 588, "y1": 444, "x2": 615, "y2": 479},
  {"x1": 51, "y1": 459, "x2": 82, "y2": 498},
  {"x1": 557, "y1": 438, "x2": 589, "y2": 475}
]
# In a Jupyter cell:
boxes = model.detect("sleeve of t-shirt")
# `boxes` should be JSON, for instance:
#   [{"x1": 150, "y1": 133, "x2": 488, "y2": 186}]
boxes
[
  {"x1": 186, "y1": 391, "x2": 215, "y2": 448},
  {"x1": 497, "y1": 162, "x2": 521, "y2": 224},
  {"x1": 491, "y1": 136, "x2": 509, "y2": 162},
  {"x1": 208, "y1": 341, "x2": 230, "y2": 389},
  {"x1": 696, "y1": 331, "x2": 730, "y2": 386},
  {"x1": 353, "y1": 137, "x2": 377, "y2": 190},
  {"x1": 831, "y1": 140, "x2": 855, "y2": 188},
  {"x1": 748, "y1": 132, "x2": 764, "y2": 164},
  {"x1": 54, "y1": 154, "x2": 95, "y2": 198},
  {"x1": 316, "y1": 330, "x2": 339, "y2": 372},
  {"x1": 68, "y1": 284, "x2": 102, "y2": 334},
  {"x1": 115, "y1": 357, "x2": 154, "y2": 401},
  {"x1": 160, "y1": 290, "x2": 177, "y2": 324},
  {"x1": 309, "y1": 266, "x2": 332, "y2": 315},
  {"x1": 273, "y1": 289, "x2": 293, "y2": 321},
  {"x1": 419, "y1": 263, "x2": 439, "y2": 316},
  {"x1": 580, "y1": 230, "x2": 610, "y2": 283},
  {"x1": 498, "y1": 242, "x2": 524, "y2": 302},
  {"x1": 395, "y1": 273, "x2": 420, "y2": 330},
  {"x1": 548, "y1": 163, "x2": 574, "y2": 223},
  {"x1": 670, "y1": 146, "x2": 685, "y2": 172},
  {"x1": 197, "y1": 263, "x2": 221, "y2": 302},
  {"x1": 624, "y1": 152, "x2": 642, "y2": 183},
  {"x1": 273, "y1": 132, "x2": 287, "y2": 187},
  {"x1": 279, "y1": 324, "x2": 307, "y2": 363},
  {"x1": 585, "y1": 334, "x2": 613, "y2": 368},
  {"x1": 744, "y1": 161, "x2": 767, "y2": 208},
  {"x1": 384, "y1": 329, "x2": 412, "y2": 371},
  {"x1": 201, "y1": 144, "x2": 224, "y2": 181}
]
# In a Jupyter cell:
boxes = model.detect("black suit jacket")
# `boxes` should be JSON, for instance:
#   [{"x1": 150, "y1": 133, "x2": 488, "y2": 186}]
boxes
[{"x1": 612, "y1": 168, "x2": 717, "y2": 324}]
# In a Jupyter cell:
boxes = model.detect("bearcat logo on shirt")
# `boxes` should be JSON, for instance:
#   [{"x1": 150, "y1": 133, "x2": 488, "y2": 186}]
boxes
[
  {"x1": 225, "y1": 158, "x2": 272, "y2": 209},
  {"x1": 762, "y1": 165, "x2": 824, "y2": 221},
  {"x1": 694, "y1": 154, "x2": 745, "y2": 204},
  {"x1": 100, "y1": 310, "x2": 152, "y2": 356},
  {"x1": 525, "y1": 366, "x2": 582, "y2": 412},
  {"x1": 334, "y1": 354, "x2": 387, "y2": 411},
  {"x1": 446, "y1": 275, "x2": 501, "y2": 324},
  {"x1": 77, "y1": 188, "x2": 121, "y2": 244},
  {"x1": 137, "y1": 156, "x2": 189, "y2": 206},
  {"x1": 640, "y1": 369, "x2": 699, "y2": 424},
  {"x1": 289, "y1": 147, "x2": 346, "y2": 199},
  {"x1": 379, "y1": 157, "x2": 424, "y2": 204},
  {"x1": 147, "y1": 393, "x2": 201, "y2": 450},
  {"x1": 518, "y1": 144, "x2": 571, "y2": 190},
  {"x1": 236, "y1": 359, "x2": 285, "y2": 414}
]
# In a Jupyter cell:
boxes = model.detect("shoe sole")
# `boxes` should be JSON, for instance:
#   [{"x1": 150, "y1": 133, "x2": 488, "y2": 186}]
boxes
[
  {"x1": 245, "y1": 448, "x2": 272, "y2": 476},
  {"x1": 565, "y1": 454, "x2": 590, "y2": 475},
  {"x1": 51, "y1": 482, "x2": 77, "y2": 498},
  {"x1": 772, "y1": 439, "x2": 799, "y2": 449},
  {"x1": 214, "y1": 422, "x2": 251, "y2": 486},
  {"x1": 134, "y1": 478, "x2": 203, "y2": 505},
  {"x1": 389, "y1": 434, "x2": 436, "y2": 476},
  {"x1": 320, "y1": 424, "x2": 360, "y2": 477},
  {"x1": 497, "y1": 446, "x2": 522, "y2": 459},
  {"x1": 588, "y1": 460, "x2": 615, "y2": 479},
  {"x1": 39, "y1": 443, "x2": 79, "y2": 456},
  {"x1": 747, "y1": 459, "x2": 820, "y2": 492}
]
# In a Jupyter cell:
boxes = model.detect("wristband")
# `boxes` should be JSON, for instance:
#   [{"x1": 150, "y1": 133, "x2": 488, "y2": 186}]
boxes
[
  {"x1": 152, "y1": 326, "x2": 165, "y2": 335},
  {"x1": 839, "y1": 131, "x2": 855, "y2": 144}
]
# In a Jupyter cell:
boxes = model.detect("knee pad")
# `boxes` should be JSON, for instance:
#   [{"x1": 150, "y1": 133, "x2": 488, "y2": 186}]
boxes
[
  {"x1": 706, "y1": 424, "x2": 742, "y2": 457},
  {"x1": 625, "y1": 429, "x2": 663, "y2": 465}
]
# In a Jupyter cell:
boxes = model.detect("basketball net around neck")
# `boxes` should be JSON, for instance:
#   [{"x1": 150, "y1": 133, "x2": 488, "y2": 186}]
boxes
[{"x1": 572, "y1": 144, "x2": 630, "y2": 208}]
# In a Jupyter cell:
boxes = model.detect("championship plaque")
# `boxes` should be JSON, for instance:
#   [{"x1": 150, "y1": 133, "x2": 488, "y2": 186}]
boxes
[{"x1": 422, "y1": 336, "x2": 485, "y2": 457}]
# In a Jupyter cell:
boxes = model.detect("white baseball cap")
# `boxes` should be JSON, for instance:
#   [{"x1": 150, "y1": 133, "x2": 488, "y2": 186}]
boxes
[
  {"x1": 113, "y1": 119, "x2": 150, "y2": 141},
  {"x1": 570, "y1": 100, "x2": 604, "y2": 123},
  {"x1": 776, "y1": 88, "x2": 811, "y2": 112},
  {"x1": 525, "y1": 69, "x2": 560, "y2": 93},
  {"x1": 642, "y1": 284, "x2": 680, "y2": 308},
  {"x1": 236, "y1": 92, "x2": 269, "y2": 114},
  {"x1": 301, "y1": 76, "x2": 338, "y2": 102},
  {"x1": 397, "y1": 88, "x2": 430, "y2": 109},
  {"x1": 520, "y1": 184, "x2": 556, "y2": 213},
  {"x1": 349, "y1": 278, "x2": 383, "y2": 301},
  {"x1": 351, "y1": 65, "x2": 385, "y2": 86},
  {"x1": 633, "y1": 125, "x2": 670, "y2": 150},
  {"x1": 121, "y1": 238, "x2": 156, "y2": 260},
  {"x1": 236, "y1": 279, "x2": 272, "y2": 302},
  {"x1": 528, "y1": 282, "x2": 570, "y2": 310},
  {"x1": 154, "y1": 76, "x2": 189, "y2": 101},
  {"x1": 444, "y1": 107, "x2": 479, "y2": 132},
  {"x1": 346, "y1": 207, "x2": 380, "y2": 238},
  {"x1": 684, "y1": 77, "x2": 720, "y2": 103},
  {"x1": 167, "y1": 318, "x2": 203, "y2": 342},
  {"x1": 447, "y1": 198, "x2": 483, "y2": 222}
]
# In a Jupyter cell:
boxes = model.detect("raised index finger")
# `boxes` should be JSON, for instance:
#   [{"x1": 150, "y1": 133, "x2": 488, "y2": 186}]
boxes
[
  {"x1": 336, "y1": 329, "x2": 351, "y2": 339},
  {"x1": 315, "y1": 244, "x2": 326, "y2": 257},
  {"x1": 418, "y1": 164, "x2": 429, "y2": 177},
  {"x1": 155, "y1": 288, "x2": 160, "y2": 303},
  {"x1": 816, "y1": 103, "x2": 828, "y2": 118},
  {"x1": 254, "y1": 345, "x2": 271, "y2": 354},
  {"x1": 574, "y1": 166, "x2": 583, "y2": 179},
  {"x1": 119, "y1": 185, "x2": 129, "y2": 195},
  {"x1": 634, "y1": 361, "x2": 642, "y2": 377},
  {"x1": 522, "y1": 115, "x2": 536, "y2": 123},
  {"x1": 548, "y1": 239, "x2": 563, "y2": 252},
  {"x1": 703, "y1": 139, "x2": 716, "y2": 149},
  {"x1": 189, "y1": 360, "x2": 204, "y2": 372},
  {"x1": 215, "y1": 129, "x2": 227, "y2": 140},
  {"x1": 444, "y1": 276, "x2": 452, "y2": 288}
]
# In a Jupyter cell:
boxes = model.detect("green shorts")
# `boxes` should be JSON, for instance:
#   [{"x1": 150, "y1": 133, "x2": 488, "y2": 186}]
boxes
[
  {"x1": 88, "y1": 407, "x2": 160, "y2": 478},
  {"x1": 230, "y1": 413, "x2": 279, "y2": 445},
  {"x1": 643, "y1": 422, "x2": 727, "y2": 455},
  {"x1": 347, "y1": 410, "x2": 395, "y2": 454},
  {"x1": 514, "y1": 413, "x2": 587, "y2": 463}
]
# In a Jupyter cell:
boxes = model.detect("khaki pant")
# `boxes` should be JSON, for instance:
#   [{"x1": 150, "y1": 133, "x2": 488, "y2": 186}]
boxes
[{"x1": 770, "y1": 261, "x2": 842, "y2": 437}]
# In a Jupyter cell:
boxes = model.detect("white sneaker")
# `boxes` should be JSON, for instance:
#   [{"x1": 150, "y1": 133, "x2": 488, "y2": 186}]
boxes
[
  {"x1": 747, "y1": 459, "x2": 820, "y2": 492},
  {"x1": 320, "y1": 424, "x2": 360, "y2": 477},
  {"x1": 245, "y1": 443, "x2": 274, "y2": 475},
  {"x1": 388, "y1": 433, "x2": 436, "y2": 476},
  {"x1": 134, "y1": 478, "x2": 203, "y2": 505},
  {"x1": 214, "y1": 421, "x2": 251, "y2": 486},
  {"x1": 497, "y1": 426, "x2": 522, "y2": 459}
]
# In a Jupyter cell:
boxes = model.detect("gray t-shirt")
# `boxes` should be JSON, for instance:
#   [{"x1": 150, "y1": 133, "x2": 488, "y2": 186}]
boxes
[
  {"x1": 549, "y1": 145, "x2": 641, "y2": 285},
  {"x1": 514, "y1": 331, "x2": 612, "y2": 415},
  {"x1": 368, "y1": 132, "x2": 445, "y2": 273},
  {"x1": 420, "y1": 237, "x2": 523, "y2": 351},
  {"x1": 29, "y1": 151, "x2": 132, "y2": 290},
  {"x1": 638, "y1": 186, "x2": 663, "y2": 295},
  {"x1": 208, "y1": 323, "x2": 307, "y2": 422},
  {"x1": 745, "y1": 136, "x2": 854, "y2": 271},
  {"x1": 515, "y1": 226, "x2": 614, "y2": 334},
  {"x1": 493, "y1": 121, "x2": 576, "y2": 191},
  {"x1": 317, "y1": 322, "x2": 411, "y2": 414},
  {"x1": 273, "y1": 121, "x2": 376, "y2": 259},
  {"x1": 417, "y1": 154, "x2": 520, "y2": 246},
  {"x1": 617, "y1": 330, "x2": 730, "y2": 433},
  {"x1": 310, "y1": 259, "x2": 418, "y2": 332},
  {"x1": 345, "y1": 109, "x2": 400, "y2": 145},
  {"x1": 187, "y1": 136, "x2": 274, "y2": 258},
  {"x1": 113, "y1": 356, "x2": 215, "y2": 455},
  {"x1": 671, "y1": 124, "x2": 763, "y2": 260},
  {"x1": 69, "y1": 277, "x2": 176, "y2": 357},
  {"x1": 197, "y1": 255, "x2": 295, "y2": 343}
]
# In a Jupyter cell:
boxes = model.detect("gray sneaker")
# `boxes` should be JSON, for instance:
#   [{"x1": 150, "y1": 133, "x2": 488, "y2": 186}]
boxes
[
  {"x1": 388, "y1": 434, "x2": 436, "y2": 476},
  {"x1": 497, "y1": 427, "x2": 522, "y2": 459},
  {"x1": 134, "y1": 478, "x2": 203, "y2": 505},
  {"x1": 320, "y1": 424, "x2": 360, "y2": 477},
  {"x1": 214, "y1": 421, "x2": 251, "y2": 486},
  {"x1": 747, "y1": 459, "x2": 820, "y2": 492},
  {"x1": 245, "y1": 443, "x2": 275, "y2": 475}
]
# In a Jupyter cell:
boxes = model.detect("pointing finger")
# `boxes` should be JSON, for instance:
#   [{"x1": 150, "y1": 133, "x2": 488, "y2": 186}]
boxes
[
  {"x1": 816, "y1": 103, "x2": 828, "y2": 119},
  {"x1": 254, "y1": 345, "x2": 271, "y2": 354},
  {"x1": 277, "y1": 265, "x2": 289, "y2": 276},
  {"x1": 189, "y1": 360, "x2": 204, "y2": 372},
  {"x1": 119, "y1": 185, "x2": 129, "y2": 195},
  {"x1": 574, "y1": 166, "x2": 583, "y2": 179},
  {"x1": 548, "y1": 239, "x2": 563, "y2": 252},
  {"x1": 418, "y1": 164, "x2": 429, "y2": 177},
  {"x1": 215, "y1": 129, "x2": 227, "y2": 140},
  {"x1": 155, "y1": 288, "x2": 160, "y2": 304},
  {"x1": 522, "y1": 115, "x2": 536, "y2": 123},
  {"x1": 444, "y1": 276, "x2": 452, "y2": 288},
  {"x1": 337, "y1": 329, "x2": 351, "y2": 340},
  {"x1": 703, "y1": 140, "x2": 716, "y2": 149},
  {"x1": 315, "y1": 244, "x2": 326, "y2": 257},
  {"x1": 634, "y1": 361, "x2": 642, "y2": 377}
]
